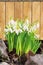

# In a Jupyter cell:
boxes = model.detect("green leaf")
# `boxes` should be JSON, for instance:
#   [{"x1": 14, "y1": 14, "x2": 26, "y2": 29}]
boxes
[
  {"x1": 32, "y1": 40, "x2": 41, "y2": 54},
  {"x1": 16, "y1": 32, "x2": 26, "y2": 56},
  {"x1": 23, "y1": 33, "x2": 31, "y2": 54},
  {"x1": 6, "y1": 32, "x2": 15, "y2": 52},
  {"x1": 14, "y1": 33, "x2": 18, "y2": 49}
]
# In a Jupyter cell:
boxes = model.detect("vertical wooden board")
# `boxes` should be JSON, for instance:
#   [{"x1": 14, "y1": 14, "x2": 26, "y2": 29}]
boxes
[
  {"x1": 0, "y1": 2, "x2": 5, "y2": 40},
  {"x1": 20, "y1": 2, "x2": 24, "y2": 19},
  {"x1": 32, "y1": 2, "x2": 40, "y2": 38},
  {"x1": 14, "y1": 2, "x2": 24, "y2": 20},
  {"x1": 40, "y1": 2, "x2": 43, "y2": 40},
  {"x1": 32, "y1": 2, "x2": 40, "y2": 22},
  {"x1": 24, "y1": 2, "x2": 31, "y2": 22},
  {"x1": 6, "y1": 2, "x2": 14, "y2": 24}
]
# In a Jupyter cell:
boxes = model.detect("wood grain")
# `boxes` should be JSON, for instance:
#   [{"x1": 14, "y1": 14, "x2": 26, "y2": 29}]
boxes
[
  {"x1": 6, "y1": 2, "x2": 14, "y2": 24},
  {"x1": 40, "y1": 2, "x2": 43, "y2": 40},
  {"x1": 14, "y1": 2, "x2": 24, "y2": 20},
  {"x1": 0, "y1": 2, "x2": 5, "y2": 40},
  {"x1": 32, "y1": 2, "x2": 40, "y2": 39},
  {"x1": 24, "y1": 2, "x2": 31, "y2": 22},
  {"x1": 32, "y1": 2, "x2": 40, "y2": 22}
]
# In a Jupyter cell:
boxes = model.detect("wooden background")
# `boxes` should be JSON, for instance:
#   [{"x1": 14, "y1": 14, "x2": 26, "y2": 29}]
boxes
[{"x1": 0, "y1": 2, "x2": 43, "y2": 40}]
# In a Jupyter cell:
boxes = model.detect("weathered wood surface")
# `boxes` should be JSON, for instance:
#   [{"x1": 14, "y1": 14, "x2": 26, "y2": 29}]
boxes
[
  {"x1": 32, "y1": 2, "x2": 40, "y2": 39},
  {"x1": 24, "y1": 2, "x2": 31, "y2": 22},
  {"x1": 0, "y1": 2, "x2": 5, "y2": 40},
  {"x1": 0, "y1": 2, "x2": 43, "y2": 40},
  {"x1": 6, "y1": 2, "x2": 14, "y2": 24}
]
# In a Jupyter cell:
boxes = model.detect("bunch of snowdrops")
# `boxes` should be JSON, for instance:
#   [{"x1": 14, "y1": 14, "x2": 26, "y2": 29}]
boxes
[{"x1": 5, "y1": 18, "x2": 41, "y2": 56}]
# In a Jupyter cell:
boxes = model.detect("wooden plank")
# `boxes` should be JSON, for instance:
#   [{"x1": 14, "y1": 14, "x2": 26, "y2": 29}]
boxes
[
  {"x1": 32, "y1": 2, "x2": 40, "y2": 22},
  {"x1": 40, "y1": 2, "x2": 43, "y2": 40},
  {"x1": 0, "y1": 2, "x2": 5, "y2": 40},
  {"x1": 32, "y1": 2, "x2": 40, "y2": 39},
  {"x1": 14, "y1": 2, "x2": 24, "y2": 20},
  {"x1": 24, "y1": 2, "x2": 31, "y2": 22},
  {"x1": 6, "y1": 2, "x2": 14, "y2": 24}
]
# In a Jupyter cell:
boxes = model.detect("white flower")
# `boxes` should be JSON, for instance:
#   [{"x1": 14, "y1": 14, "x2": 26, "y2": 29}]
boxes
[
  {"x1": 23, "y1": 19, "x2": 30, "y2": 31},
  {"x1": 13, "y1": 22, "x2": 22, "y2": 35},
  {"x1": 8, "y1": 28, "x2": 13, "y2": 33},
  {"x1": 5, "y1": 29, "x2": 9, "y2": 33},
  {"x1": 28, "y1": 28, "x2": 32, "y2": 33},
  {"x1": 5, "y1": 29, "x2": 9, "y2": 34},
  {"x1": 25, "y1": 19, "x2": 30, "y2": 25},
  {"x1": 35, "y1": 34, "x2": 40, "y2": 39},
  {"x1": 5, "y1": 19, "x2": 39, "y2": 35},
  {"x1": 8, "y1": 20, "x2": 15, "y2": 25},
  {"x1": 5, "y1": 28, "x2": 14, "y2": 33},
  {"x1": 36, "y1": 22, "x2": 39, "y2": 28},
  {"x1": 5, "y1": 19, "x2": 23, "y2": 34},
  {"x1": 23, "y1": 24, "x2": 29, "y2": 31},
  {"x1": 32, "y1": 25, "x2": 37, "y2": 31},
  {"x1": 19, "y1": 22, "x2": 22, "y2": 28},
  {"x1": 30, "y1": 23, "x2": 39, "y2": 32},
  {"x1": 15, "y1": 29, "x2": 22, "y2": 35},
  {"x1": 8, "y1": 20, "x2": 16, "y2": 28}
]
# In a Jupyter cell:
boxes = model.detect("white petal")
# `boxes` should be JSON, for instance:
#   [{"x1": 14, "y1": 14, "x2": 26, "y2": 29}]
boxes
[
  {"x1": 8, "y1": 28, "x2": 13, "y2": 33},
  {"x1": 37, "y1": 23, "x2": 39, "y2": 28},
  {"x1": 4, "y1": 29, "x2": 9, "y2": 32},
  {"x1": 23, "y1": 25, "x2": 28, "y2": 31},
  {"x1": 32, "y1": 25, "x2": 37, "y2": 31},
  {"x1": 15, "y1": 30, "x2": 19, "y2": 35},
  {"x1": 25, "y1": 19, "x2": 30, "y2": 25},
  {"x1": 35, "y1": 34, "x2": 40, "y2": 38}
]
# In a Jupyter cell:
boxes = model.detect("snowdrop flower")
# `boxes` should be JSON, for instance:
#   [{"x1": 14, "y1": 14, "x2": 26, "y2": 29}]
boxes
[
  {"x1": 14, "y1": 29, "x2": 22, "y2": 35},
  {"x1": 31, "y1": 25, "x2": 37, "y2": 31},
  {"x1": 5, "y1": 29, "x2": 9, "y2": 33},
  {"x1": 35, "y1": 34, "x2": 40, "y2": 39},
  {"x1": 8, "y1": 20, "x2": 15, "y2": 25},
  {"x1": 19, "y1": 22, "x2": 23, "y2": 29},
  {"x1": 13, "y1": 22, "x2": 22, "y2": 35},
  {"x1": 25, "y1": 19, "x2": 30, "y2": 25},
  {"x1": 5, "y1": 19, "x2": 22, "y2": 35},
  {"x1": 8, "y1": 20, "x2": 16, "y2": 28},
  {"x1": 5, "y1": 20, "x2": 15, "y2": 29},
  {"x1": 8, "y1": 28, "x2": 13, "y2": 33},
  {"x1": 28, "y1": 22, "x2": 40, "y2": 34},
  {"x1": 5, "y1": 28, "x2": 14, "y2": 33},
  {"x1": 23, "y1": 24, "x2": 29, "y2": 31},
  {"x1": 37, "y1": 22, "x2": 40, "y2": 28},
  {"x1": 5, "y1": 19, "x2": 40, "y2": 35},
  {"x1": 5, "y1": 29, "x2": 9, "y2": 35},
  {"x1": 28, "y1": 28, "x2": 32, "y2": 33},
  {"x1": 30, "y1": 22, "x2": 39, "y2": 32},
  {"x1": 13, "y1": 22, "x2": 17, "y2": 29},
  {"x1": 23, "y1": 19, "x2": 30, "y2": 31}
]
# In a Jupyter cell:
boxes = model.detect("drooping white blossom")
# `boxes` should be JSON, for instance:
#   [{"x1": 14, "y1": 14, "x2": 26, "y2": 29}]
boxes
[
  {"x1": 13, "y1": 22, "x2": 22, "y2": 35},
  {"x1": 8, "y1": 20, "x2": 16, "y2": 28},
  {"x1": 5, "y1": 28, "x2": 14, "y2": 33},
  {"x1": 8, "y1": 20, "x2": 15, "y2": 25},
  {"x1": 5, "y1": 19, "x2": 40, "y2": 36},
  {"x1": 28, "y1": 22, "x2": 40, "y2": 33},
  {"x1": 35, "y1": 34, "x2": 40, "y2": 39},
  {"x1": 14, "y1": 29, "x2": 22, "y2": 35},
  {"x1": 5, "y1": 20, "x2": 16, "y2": 33},
  {"x1": 36, "y1": 22, "x2": 40, "y2": 29},
  {"x1": 23, "y1": 19, "x2": 30, "y2": 31},
  {"x1": 5, "y1": 28, "x2": 9, "y2": 33},
  {"x1": 5, "y1": 19, "x2": 23, "y2": 35},
  {"x1": 8, "y1": 28, "x2": 13, "y2": 33}
]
